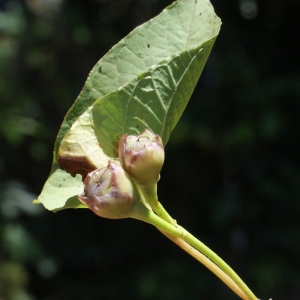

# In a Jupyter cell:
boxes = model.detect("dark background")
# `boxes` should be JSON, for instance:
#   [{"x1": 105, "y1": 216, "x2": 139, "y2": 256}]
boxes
[{"x1": 0, "y1": 0, "x2": 299, "y2": 299}]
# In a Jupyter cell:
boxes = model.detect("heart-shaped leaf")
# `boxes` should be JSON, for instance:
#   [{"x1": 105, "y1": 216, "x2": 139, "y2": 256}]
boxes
[{"x1": 36, "y1": 0, "x2": 221, "y2": 211}]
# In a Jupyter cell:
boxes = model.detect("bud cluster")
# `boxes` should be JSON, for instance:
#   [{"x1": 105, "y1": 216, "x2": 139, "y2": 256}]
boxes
[{"x1": 77, "y1": 128, "x2": 165, "y2": 219}]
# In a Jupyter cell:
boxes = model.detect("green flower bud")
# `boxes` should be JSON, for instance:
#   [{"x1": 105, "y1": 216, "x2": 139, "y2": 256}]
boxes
[
  {"x1": 77, "y1": 161, "x2": 139, "y2": 219},
  {"x1": 118, "y1": 128, "x2": 165, "y2": 187}
]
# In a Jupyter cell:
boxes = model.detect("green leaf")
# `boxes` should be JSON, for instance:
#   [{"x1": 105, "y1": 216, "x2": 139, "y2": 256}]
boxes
[
  {"x1": 36, "y1": 0, "x2": 221, "y2": 211},
  {"x1": 36, "y1": 169, "x2": 86, "y2": 211}
]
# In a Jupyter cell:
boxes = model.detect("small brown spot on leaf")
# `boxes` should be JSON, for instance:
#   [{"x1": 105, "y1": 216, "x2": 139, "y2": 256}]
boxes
[{"x1": 112, "y1": 138, "x2": 120, "y2": 157}]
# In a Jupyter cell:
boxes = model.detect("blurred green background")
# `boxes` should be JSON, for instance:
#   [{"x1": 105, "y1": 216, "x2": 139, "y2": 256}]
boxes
[{"x1": 0, "y1": 0, "x2": 299, "y2": 299}]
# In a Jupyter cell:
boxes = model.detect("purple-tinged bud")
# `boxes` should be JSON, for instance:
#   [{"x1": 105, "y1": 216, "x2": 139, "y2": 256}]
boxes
[
  {"x1": 118, "y1": 128, "x2": 165, "y2": 187},
  {"x1": 77, "y1": 161, "x2": 139, "y2": 219}
]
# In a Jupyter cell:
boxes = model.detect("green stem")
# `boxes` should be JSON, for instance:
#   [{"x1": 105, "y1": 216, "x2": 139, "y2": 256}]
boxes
[
  {"x1": 182, "y1": 229, "x2": 257, "y2": 300},
  {"x1": 160, "y1": 230, "x2": 249, "y2": 300},
  {"x1": 134, "y1": 208, "x2": 258, "y2": 300},
  {"x1": 137, "y1": 185, "x2": 175, "y2": 224}
]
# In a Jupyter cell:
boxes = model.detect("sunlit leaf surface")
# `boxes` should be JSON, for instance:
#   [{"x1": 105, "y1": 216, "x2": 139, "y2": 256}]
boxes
[{"x1": 37, "y1": 0, "x2": 221, "y2": 211}]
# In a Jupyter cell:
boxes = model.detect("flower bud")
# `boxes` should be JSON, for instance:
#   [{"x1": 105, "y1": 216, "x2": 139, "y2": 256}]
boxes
[
  {"x1": 118, "y1": 128, "x2": 165, "y2": 187},
  {"x1": 77, "y1": 161, "x2": 139, "y2": 219}
]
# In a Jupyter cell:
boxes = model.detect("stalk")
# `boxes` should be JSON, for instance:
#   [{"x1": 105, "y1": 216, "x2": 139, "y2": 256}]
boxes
[
  {"x1": 134, "y1": 207, "x2": 258, "y2": 300},
  {"x1": 160, "y1": 230, "x2": 249, "y2": 300}
]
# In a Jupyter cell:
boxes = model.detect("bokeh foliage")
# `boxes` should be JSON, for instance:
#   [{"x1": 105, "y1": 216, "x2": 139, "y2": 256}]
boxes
[{"x1": 0, "y1": 0, "x2": 299, "y2": 299}]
